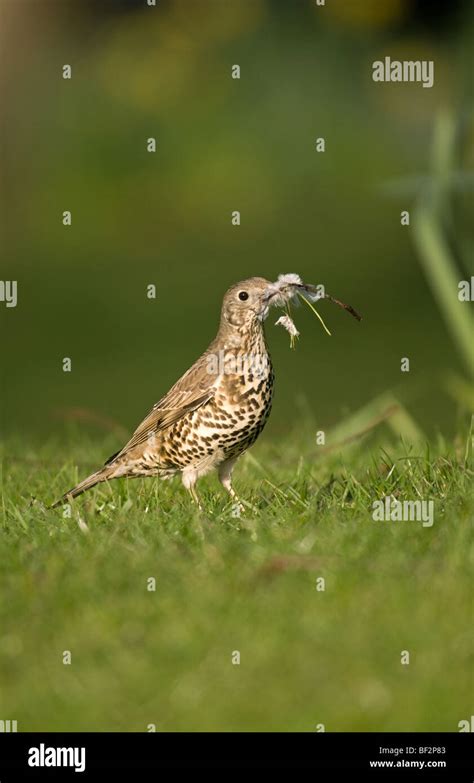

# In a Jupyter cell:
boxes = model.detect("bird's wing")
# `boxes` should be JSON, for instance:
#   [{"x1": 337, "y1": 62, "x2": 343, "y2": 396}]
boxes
[{"x1": 105, "y1": 348, "x2": 219, "y2": 463}]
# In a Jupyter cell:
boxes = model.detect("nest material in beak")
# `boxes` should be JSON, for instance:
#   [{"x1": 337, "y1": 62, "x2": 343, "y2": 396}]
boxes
[
  {"x1": 264, "y1": 273, "x2": 323, "y2": 308},
  {"x1": 267, "y1": 272, "x2": 361, "y2": 346},
  {"x1": 275, "y1": 314, "x2": 300, "y2": 346},
  {"x1": 264, "y1": 274, "x2": 304, "y2": 307}
]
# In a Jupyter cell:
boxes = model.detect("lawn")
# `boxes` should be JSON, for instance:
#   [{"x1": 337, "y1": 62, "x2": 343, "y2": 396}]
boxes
[{"x1": 1, "y1": 423, "x2": 472, "y2": 732}]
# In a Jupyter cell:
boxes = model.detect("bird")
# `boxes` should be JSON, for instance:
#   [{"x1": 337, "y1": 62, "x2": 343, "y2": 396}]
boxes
[{"x1": 52, "y1": 277, "x2": 279, "y2": 512}]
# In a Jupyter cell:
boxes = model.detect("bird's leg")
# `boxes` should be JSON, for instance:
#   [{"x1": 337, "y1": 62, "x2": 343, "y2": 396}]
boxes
[
  {"x1": 187, "y1": 484, "x2": 204, "y2": 512},
  {"x1": 218, "y1": 458, "x2": 244, "y2": 515},
  {"x1": 182, "y1": 470, "x2": 204, "y2": 512}
]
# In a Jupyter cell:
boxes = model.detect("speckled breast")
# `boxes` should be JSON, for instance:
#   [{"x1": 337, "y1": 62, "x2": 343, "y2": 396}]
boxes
[{"x1": 159, "y1": 350, "x2": 274, "y2": 470}]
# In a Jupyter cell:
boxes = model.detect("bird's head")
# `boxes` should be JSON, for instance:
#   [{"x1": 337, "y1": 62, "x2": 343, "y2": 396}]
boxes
[
  {"x1": 220, "y1": 277, "x2": 274, "y2": 329},
  {"x1": 218, "y1": 273, "x2": 361, "y2": 343}
]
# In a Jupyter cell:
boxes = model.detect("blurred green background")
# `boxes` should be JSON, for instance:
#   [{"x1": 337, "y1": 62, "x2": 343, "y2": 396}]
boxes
[{"x1": 2, "y1": 0, "x2": 473, "y2": 446}]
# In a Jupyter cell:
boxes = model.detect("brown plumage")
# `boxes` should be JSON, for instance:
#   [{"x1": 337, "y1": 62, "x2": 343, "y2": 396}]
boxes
[{"x1": 52, "y1": 277, "x2": 277, "y2": 511}]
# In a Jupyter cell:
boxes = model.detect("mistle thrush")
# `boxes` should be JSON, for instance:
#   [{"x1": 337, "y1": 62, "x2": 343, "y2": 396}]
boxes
[{"x1": 53, "y1": 277, "x2": 281, "y2": 510}]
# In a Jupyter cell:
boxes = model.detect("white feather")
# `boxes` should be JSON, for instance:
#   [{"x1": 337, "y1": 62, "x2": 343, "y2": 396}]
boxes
[
  {"x1": 265, "y1": 273, "x2": 303, "y2": 307},
  {"x1": 275, "y1": 314, "x2": 300, "y2": 337}
]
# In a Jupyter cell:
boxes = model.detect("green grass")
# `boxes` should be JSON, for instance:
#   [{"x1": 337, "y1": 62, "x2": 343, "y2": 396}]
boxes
[{"x1": 1, "y1": 424, "x2": 472, "y2": 732}]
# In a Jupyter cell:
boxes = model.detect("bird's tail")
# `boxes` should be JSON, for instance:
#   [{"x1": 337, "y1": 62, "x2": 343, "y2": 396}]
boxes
[{"x1": 51, "y1": 466, "x2": 115, "y2": 508}]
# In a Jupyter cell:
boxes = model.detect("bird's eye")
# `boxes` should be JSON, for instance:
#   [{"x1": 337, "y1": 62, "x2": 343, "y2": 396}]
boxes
[{"x1": 238, "y1": 291, "x2": 249, "y2": 301}]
